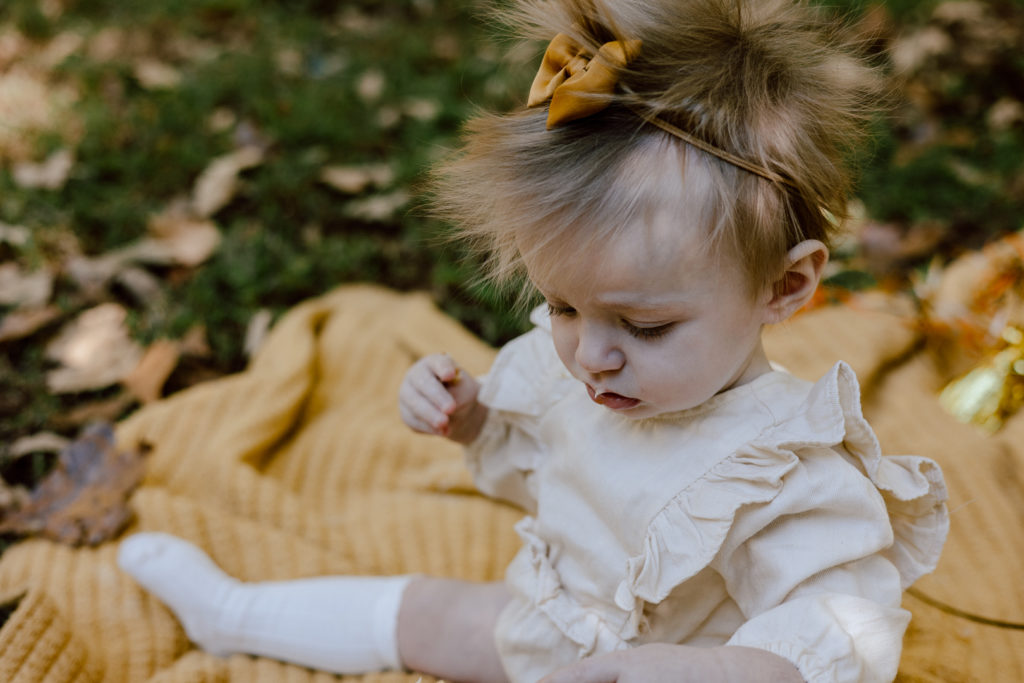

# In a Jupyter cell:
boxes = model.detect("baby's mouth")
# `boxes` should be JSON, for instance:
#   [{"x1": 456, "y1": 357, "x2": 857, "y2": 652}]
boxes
[{"x1": 586, "y1": 385, "x2": 641, "y2": 411}]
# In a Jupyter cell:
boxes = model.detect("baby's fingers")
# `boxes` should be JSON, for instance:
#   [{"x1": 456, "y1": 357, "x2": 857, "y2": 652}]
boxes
[
  {"x1": 407, "y1": 358, "x2": 459, "y2": 414},
  {"x1": 398, "y1": 381, "x2": 451, "y2": 435}
]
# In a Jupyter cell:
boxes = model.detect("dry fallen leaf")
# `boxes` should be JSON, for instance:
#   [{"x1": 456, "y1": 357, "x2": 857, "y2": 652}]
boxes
[
  {"x1": 54, "y1": 392, "x2": 136, "y2": 431},
  {"x1": 180, "y1": 324, "x2": 212, "y2": 358},
  {"x1": 0, "y1": 480, "x2": 29, "y2": 511},
  {"x1": 0, "y1": 68, "x2": 77, "y2": 161},
  {"x1": 344, "y1": 190, "x2": 410, "y2": 222},
  {"x1": 0, "y1": 221, "x2": 30, "y2": 248},
  {"x1": 9, "y1": 432, "x2": 71, "y2": 459},
  {"x1": 890, "y1": 26, "x2": 952, "y2": 75},
  {"x1": 65, "y1": 206, "x2": 222, "y2": 294},
  {"x1": 137, "y1": 208, "x2": 222, "y2": 267},
  {"x1": 45, "y1": 303, "x2": 145, "y2": 393},
  {"x1": 0, "y1": 263, "x2": 54, "y2": 308},
  {"x1": 192, "y1": 145, "x2": 264, "y2": 217},
  {"x1": 0, "y1": 305, "x2": 62, "y2": 343},
  {"x1": 0, "y1": 422, "x2": 149, "y2": 547},
  {"x1": 122, "y1": 339, "x2": 181, "y2": 404},
  {"x1": 12, "y1": 148, "x2": 75, "y2": 190},
  {"x1": 403, "y1": 97, "x2": 441, "y2": 122},
  {"x1": 133, "y1": 58, "x2": 182, "y2": 90},
  {"x1": 319, "y1": 163, "x2": 394, "y2": 194},
  {"x1": 355, "y1": 69, "x2": 385, "y2": 103},
  {"x1": 243, "y1": 308, "x2": 274, "y2": 359}
]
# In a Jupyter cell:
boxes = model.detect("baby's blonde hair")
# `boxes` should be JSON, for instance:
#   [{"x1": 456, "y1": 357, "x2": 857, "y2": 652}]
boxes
[{"x1": 432, "y1": 0, "x2": 881, "y2": 298}]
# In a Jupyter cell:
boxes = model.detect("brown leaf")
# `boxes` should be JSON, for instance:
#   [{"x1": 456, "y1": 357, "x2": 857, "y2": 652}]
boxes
[
  {"x1": 0, "y1": 305, "x2": 62, "y2": 343},
  {"x1": 122, "y1": 340, "x2": 181, "y2": 403},
  {"x1": 133, "y1": 58, "x2": 182, "y2": 90},
  {"x1": 0, "y1": 69, "x2": 77, "y2": 161},
  {"x1": 0, "y1": 423, "x2": 149, "y2": 547},
  {"x1": 890, "y1": 26, "x2": 952, "y2": 75},
  {"x1": 45, "y1": 303, "x2": 144, "y2": 393},
  {"x1": 858, "y1": 219, "x2": 948, "y2": 273},
  {"x1": 140, "y1": 208, "x2": 222, "y2": 267},
  {"x1": 180, "y1": 324, "x2": 212, "y2": 358},
  {"x1": 12, "y1": 148, "x2": 75, "y2": 190},
  {"x1": 9, "y1": 432, "x2": 70, "y2": 459},
  {"x1": 243, "y1": 308, "x2": 274, "y2": 359},
  {"x1": 0, "y1": 222, "x2": 30, "y2": 248},
  {"x1": 319, "y1": 163, "x2": 394, "y2": 194},
  {"x1": 53, "y1": 392, "x2": 136, "y2": 431},
  {"x1": 343, "y1": 190, "x2": 410, "y2": 222},
  {"x1": 0, "y1": 262, "x2": 54, "y2": 308},
  {"x1": 355, "y1": 68, "x2": 385, "y2": 103},
  {"x1": 192, "y1": 146, "x2": 264, "y2": 217},
  {"x1": 0, "y1": 481, "x2": 29, "y2": 511}
]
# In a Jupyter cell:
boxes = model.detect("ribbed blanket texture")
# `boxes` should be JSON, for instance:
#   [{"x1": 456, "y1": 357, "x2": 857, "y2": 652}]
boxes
[{"x1": 0, "y1": 285, "x2": 1020, "y2": 682}]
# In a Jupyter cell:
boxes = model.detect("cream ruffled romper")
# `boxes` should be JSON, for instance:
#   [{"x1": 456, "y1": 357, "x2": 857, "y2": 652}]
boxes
[{"x1": 466, "y1": 309, "x2": 949, "y2": 683}]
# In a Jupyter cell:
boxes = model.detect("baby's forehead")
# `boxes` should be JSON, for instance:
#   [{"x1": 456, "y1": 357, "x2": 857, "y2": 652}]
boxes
[{"x1": 526, "y1": 210, "x2": 724, "y2": 295}]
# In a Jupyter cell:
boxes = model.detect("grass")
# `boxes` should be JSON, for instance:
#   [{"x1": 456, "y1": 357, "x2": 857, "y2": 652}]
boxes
[{"x1": 0, "y1": 0, "x2": 1022, "y2": 438}]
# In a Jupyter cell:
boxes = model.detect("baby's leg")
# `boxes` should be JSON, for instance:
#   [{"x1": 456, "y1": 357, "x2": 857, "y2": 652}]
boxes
[
  {"x1": 118, "y1": 533, "x2": 509, "y2": 681},
  {"x1": 398, "y1": 577, "x2": 510, "y2": 683}
]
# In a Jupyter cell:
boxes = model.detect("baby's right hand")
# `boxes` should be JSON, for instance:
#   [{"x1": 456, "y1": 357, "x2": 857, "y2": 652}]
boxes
[{"x1": 399, "y1": 353, "x2": 486, "y2": 445}]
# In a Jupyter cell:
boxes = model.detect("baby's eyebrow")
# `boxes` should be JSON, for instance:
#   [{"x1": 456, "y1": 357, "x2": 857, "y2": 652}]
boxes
[{"x1": 593, "y1": 294, "x2": 692, "y2": 313}]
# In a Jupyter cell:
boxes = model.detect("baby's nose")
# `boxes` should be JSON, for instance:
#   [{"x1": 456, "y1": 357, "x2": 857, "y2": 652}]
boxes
[{"x1": 575, "y1": 328, "x2": 625, "y2": 374}]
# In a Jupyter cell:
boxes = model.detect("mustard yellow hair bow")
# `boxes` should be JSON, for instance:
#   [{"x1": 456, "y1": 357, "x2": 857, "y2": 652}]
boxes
[
  {"x1": 528, "y1": 33, "x2": 641, "y2": 129},
  {"x1": 527, "y1": 33, "x2": 798, "y2": 189}
]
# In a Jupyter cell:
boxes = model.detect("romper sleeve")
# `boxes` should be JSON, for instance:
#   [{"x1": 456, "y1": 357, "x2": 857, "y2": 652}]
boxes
[
  {"x1": 613, "y1": 362, "x2": 948, "y2": 683},
  {"x1": 717, "y1": 363, "x2": 948, "y2": 683},
  {"x1": 464, "y1": 306, "x2": 571, "y2": 513}
]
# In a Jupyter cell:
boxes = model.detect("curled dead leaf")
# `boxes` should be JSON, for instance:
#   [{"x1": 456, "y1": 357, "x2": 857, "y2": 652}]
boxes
[
  {"x1": 0, "y1": 222, "x2": 30, "y2": 248},
  {"x1": 180, "y1": 324, "x2": 212, "y2": 358},
  {"x1": 355, "y1": 68, "x2": 385, "y2": 102},
  {"x1": 244, "y1": 309, "x2": 274, "y2": 359},
  {"x1": 192, "y1": 146, "x2": 264, "y2": 217},
  {"x1": 403, "y1": 98, "x2": 441, "y2": 122},
  {"x1": 0, "y1": 263, "x2": 54, "y2": 308},
  {"x1": 343, "y1": 190, "x2": 410, "y2": 222},
  {"x1": 122, "y1": 340, "x2": 181, "y2": 404},
  {"x1": 0, "y1": 422, "x2": 149, "y2": 547},
  {"x1": 0, "y1": 68, "x2": 77, "y2": 161},
  {"x1": 45, "y1": 303, "x2": 144, "y2": 393},
  {"x1": 890, "y1": 26, "x2": 952, "y2": 75},
  {"x1": 319, "y1": 163, "x2": 394, "y2": 194},
  {"x1": 140, "y1": 209, "x2": 222, "y2": 267},
  {"x1": 0, "y1": 305, "x2": 62, "y2": 343},
  {"x1": 133, "y1": 58, "x2": 182, "y2": 90},
  {"x1": 12, "y1": 148, "x2": 75, "y2": 190},
  {"x1": 9, "y1": 432, "x2": 70, "y2": 459},
  {"x1": 987, "y1": 98, "x2": 1024, "y2": 132},
  {"x1": 65, "y1": 206, "x2": 221, "y2": 294}
]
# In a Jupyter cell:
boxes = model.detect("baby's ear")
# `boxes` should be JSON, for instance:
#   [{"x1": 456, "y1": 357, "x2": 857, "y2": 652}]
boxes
[{"x1": 763, "y1": 240, "x2": 828, "y2": 324}]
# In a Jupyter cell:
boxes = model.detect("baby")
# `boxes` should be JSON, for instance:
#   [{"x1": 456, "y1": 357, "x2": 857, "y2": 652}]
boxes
[{"x1": 118, "y1": 0, "x2": 949, "y2": 681}]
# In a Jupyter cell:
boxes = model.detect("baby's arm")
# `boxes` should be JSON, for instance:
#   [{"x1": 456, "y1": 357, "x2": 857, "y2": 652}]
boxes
[
  {"x1": 399, "y1": 353, "x2": 489, "y2": 445},
  {"x1": 540, "y1": 644, "x2": 803, "y2": 683}
]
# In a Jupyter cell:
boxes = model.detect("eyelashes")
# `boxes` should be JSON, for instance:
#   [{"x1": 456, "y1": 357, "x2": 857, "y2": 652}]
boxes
[
  {"x1": 624, "y1": 322, "x2": 674, "y2": 340},
  {"x1": 546, "y1": 302, "x2": 575, "y2": 318},
  {"x1": 546, "y1": 303, "x2": 676, "y2": 341}
]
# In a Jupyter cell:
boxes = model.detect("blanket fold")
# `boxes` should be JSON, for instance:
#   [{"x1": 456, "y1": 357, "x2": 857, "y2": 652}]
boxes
[{"x1": 0, "y1": 285, "x2": 1021, "y2": 681}]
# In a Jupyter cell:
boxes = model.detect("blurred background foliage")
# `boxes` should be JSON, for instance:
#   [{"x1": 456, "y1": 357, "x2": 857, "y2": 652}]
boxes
[{"x1": 0, "y1": 0, "x2": 1023, "y2": 454}]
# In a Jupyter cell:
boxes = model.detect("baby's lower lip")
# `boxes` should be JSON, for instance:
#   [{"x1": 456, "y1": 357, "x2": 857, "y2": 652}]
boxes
[{"x1": 586, "y1": 385, "x2": 641, "y2": 410}]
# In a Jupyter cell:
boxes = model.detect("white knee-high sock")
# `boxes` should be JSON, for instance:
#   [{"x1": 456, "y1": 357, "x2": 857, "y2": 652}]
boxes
[{"x1": 117, "y1": 532, "x2": 411, "y2": 673}]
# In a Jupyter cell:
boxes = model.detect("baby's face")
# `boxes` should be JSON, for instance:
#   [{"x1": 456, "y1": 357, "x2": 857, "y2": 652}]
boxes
[{"x1": 524, "y1": 212, "x2": 774, "y2": 419}]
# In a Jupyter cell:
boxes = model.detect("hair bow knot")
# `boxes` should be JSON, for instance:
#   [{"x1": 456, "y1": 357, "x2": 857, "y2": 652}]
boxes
[{"x1": 528, "y1": 33, "x2": 641, "y2": 129}]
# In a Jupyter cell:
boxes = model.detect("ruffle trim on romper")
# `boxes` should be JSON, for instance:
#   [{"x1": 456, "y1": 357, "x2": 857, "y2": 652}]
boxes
[
  {"x1": 510, "y1": 516, "x2": 634, "y2": 656},
  {"x1": 614, "y1": 361, "x2": 949, "y2": 619},
  {"x1": 470, "y1": 308, "x2": 572, "y2": 478}
]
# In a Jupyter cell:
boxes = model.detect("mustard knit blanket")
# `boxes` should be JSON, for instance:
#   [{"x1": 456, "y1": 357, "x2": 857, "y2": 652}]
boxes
[{"x1": 0, "y1": 285, "x2": 1020, "y2": 682}]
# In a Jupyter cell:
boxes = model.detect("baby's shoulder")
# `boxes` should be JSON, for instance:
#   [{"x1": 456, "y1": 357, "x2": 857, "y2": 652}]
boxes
[{"x1": 478, "y1": 310, "x2": 573, "y2": 415}]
